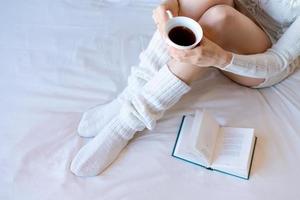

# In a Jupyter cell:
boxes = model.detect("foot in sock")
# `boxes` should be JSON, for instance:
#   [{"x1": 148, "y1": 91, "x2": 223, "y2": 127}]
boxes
[
  {"x1": 71, "y1": 115, "x2": 137, "y2": 176},
  {"x1": 77, "y1": 30, "x2": 170, "y2": 138},
  {"x1": 77, "y1": 99, "x2": 122, "y2": 138},
  {"x1": 71, "y1": 65, "x2": 190, "y2": 176}
]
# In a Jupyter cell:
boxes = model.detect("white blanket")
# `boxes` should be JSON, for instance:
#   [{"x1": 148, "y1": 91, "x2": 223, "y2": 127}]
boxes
[{"x1": 1, "y1": 0, "x2": 300, "y2": 199}]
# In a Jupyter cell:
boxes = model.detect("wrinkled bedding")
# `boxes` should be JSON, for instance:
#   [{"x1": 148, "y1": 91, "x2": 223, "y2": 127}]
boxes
[{"x1": 1, "y1": 0, "x2": 300, "y2": 199}]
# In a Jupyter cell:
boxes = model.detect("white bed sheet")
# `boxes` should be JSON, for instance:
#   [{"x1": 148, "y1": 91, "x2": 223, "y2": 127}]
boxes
[{"x1": 1, "y1": 0, "x2": 300, "y2": 199}]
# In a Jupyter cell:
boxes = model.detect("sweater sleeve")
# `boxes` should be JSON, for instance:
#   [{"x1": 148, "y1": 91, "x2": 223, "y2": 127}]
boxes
[{"x1": 222, "y1": 16, "x2": 300, "y2": 79}]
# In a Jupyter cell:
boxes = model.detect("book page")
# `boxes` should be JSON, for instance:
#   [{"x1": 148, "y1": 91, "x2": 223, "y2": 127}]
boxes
[
  {"x1": 173, "y1": 115, "x2": 210, "y2": 167},
  {"x1": 211, "y1": 127, "x2": 255, "y2": 178},
  {"x1": 193, "y1": 110, "x2": 220, "y2": 165}
]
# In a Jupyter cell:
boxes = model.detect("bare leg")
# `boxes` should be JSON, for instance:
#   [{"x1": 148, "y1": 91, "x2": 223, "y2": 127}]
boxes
[
  {"x1": 178, "y1": 0, "x2": 234, "y2": 20},
  {"x1": 198, "y1": 5, "x2": 272, "y2": 87},
  {"x1": 166, "y1": 2, "x2": 271, "y2": 87},
  {"x1": 167, "y1": 60, "x2": 210, "y2": 85},
  {"x1": 166, "y1": 0, "x2": 236, "y2": 84}
]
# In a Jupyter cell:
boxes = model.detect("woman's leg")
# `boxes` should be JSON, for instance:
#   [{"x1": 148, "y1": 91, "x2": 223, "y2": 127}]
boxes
[
  {"x1": 198, "y1": 5, "x2": 272, "y2": 87},
  {"x1": 77, "y1": 31, "x2": 171, "y2": 138},
  {"x1": 71, "y1": 1, "x2": 273, "y2": 177},
  {"x1": 71, "y1": 64, "x2": 192, "y2": 176},
  {"x1": 170, "y1": 2, "x2": 271, "y2": 87},
  {"x1": 167, "y1": 59, "x2": 210, "y2": 85},
  {"x1": 160, "y1": 1, "x2": 236, "y2": 85},
  {"x1": 178, "y1": 0, "x2": 234, "y2": 20}
]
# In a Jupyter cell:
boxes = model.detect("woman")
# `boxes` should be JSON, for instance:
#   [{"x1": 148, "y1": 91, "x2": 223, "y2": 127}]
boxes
[{"x1": 70, "y1": 0, "x2": 300, "y2": 176}]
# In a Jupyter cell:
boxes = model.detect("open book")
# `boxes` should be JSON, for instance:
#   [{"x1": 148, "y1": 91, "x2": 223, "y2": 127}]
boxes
[{"x1": 172, "y1": 110, "x2": 257, "y2": 179}]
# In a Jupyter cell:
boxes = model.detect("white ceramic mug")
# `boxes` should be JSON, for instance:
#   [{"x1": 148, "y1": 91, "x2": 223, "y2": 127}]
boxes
[{"x1": 165, "y1": 10, "x2": 203, "y2": 50}]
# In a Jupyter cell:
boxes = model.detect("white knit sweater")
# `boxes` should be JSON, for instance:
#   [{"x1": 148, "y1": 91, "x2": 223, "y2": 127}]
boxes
[{"x1": 224, "y1": 0, "x2": 300, "y2": 87}]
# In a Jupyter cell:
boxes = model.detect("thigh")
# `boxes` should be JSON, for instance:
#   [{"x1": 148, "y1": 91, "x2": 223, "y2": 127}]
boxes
[
  {"x1": 178, "y1": 0, "x2": 234, "y2": 20},
  {"x1": 222, "y1": 71, "x2": 265, "y2": 87},
  {"x1": 199, "y1": 5, "x2": 271, "y2": 54},
  {"x1": 199, "y1": 5, "x2": 272, "y2": 87}
]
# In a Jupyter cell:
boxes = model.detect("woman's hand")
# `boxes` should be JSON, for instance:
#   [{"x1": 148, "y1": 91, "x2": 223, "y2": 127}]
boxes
[
  {"x1": 152, "y1": 0, "x2": 180, "y2": 36},
  {"x1": 168, "y1": 37, "x2": 233, "y2": 68}
]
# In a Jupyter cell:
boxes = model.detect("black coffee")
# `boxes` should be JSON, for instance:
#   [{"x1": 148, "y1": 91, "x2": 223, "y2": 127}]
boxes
[{"x1": 168, "y1": 26, "x2": 196, "y2": 46}]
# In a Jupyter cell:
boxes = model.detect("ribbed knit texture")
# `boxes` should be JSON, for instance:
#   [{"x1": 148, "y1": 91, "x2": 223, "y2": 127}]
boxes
[
  {"x1": 223, "y1": 2, "x2": 300, "y2": 88},
  {"x1": 77, "y1": 30, "x2": 170, "y2": 138},
  {"x1": 119, "y1": 30, "x2": 171, "y2": 100},
  {"x1": 71, "y1": 116, "x2": 134, "y2": 177},
  {"x1": 128, "y1": 65, "x2": 191, "y2": 130},
  {"x1": 71, "y1": 65, "x2": 191, "y2": 176}
]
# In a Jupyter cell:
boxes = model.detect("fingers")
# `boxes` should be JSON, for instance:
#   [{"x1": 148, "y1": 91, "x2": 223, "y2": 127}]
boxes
[
  {"x1": 152, "y1": 5, "x2": 169, "y2": 36},
  {"x1": 168, "y1": 46, "x2": 185, "y2": 58},
  {"x1": 167, "y1": 36, "x2": 224, "y2": 67},
  {"x1": 152, "y1": 0, "x2": 180, "y2": 36},
  {"x1": 168, "y1": 46, "x2": 196, "y2": 60},
  {"x1": 199, "y1": 36, "x2": 208, "y2": 45}
]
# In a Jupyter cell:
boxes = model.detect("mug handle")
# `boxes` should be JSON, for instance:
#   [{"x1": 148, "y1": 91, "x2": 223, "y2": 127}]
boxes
[{"x1": 166, "y1": 10, "x2": 173, "y2": 19}]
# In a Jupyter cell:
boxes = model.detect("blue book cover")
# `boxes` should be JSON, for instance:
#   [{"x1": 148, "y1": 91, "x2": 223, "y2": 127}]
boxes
[{"x1": 172, "y1": 112, "x2": 257, "y2": 180}]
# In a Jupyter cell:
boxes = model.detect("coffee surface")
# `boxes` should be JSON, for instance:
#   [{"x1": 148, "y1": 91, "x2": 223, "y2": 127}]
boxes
[{"x1": 168, "y1": 26, "x2": 196, "y2": 46}]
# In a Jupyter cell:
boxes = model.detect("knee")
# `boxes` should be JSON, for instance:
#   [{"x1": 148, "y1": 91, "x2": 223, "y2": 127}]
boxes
[{"x1": 199, "y1": 5, "x2": 235, "y2": 31}]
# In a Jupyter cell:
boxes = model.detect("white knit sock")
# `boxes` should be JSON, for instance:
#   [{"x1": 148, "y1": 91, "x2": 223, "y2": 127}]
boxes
[
  {"x1": 77, "y1": 30, "x2": 170, "y2": 138},
  {"x1": 71, "y1": 115, "x2": 139, "y2": 177},
  {"x1": 71, "y1": 65, "x2": 190, "y2": 176}
]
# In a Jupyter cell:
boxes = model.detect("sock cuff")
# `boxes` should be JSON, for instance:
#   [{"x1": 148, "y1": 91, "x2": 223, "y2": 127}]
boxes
[
  {"x1": 120, "y1": 31, "x2": 170, "y2": 102},
  {"x1": 119, "y1": 65, "x2": 191, "y2": 132},
  {"x1": 126, "y1": 65, "x2": 191, "y2": 130},
  {"x1": 139, "y1": 30, "x2": 171, "y2": 71},
  {"x1": 142, "y1": 65, "x2": 191, "y2": 109}
]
